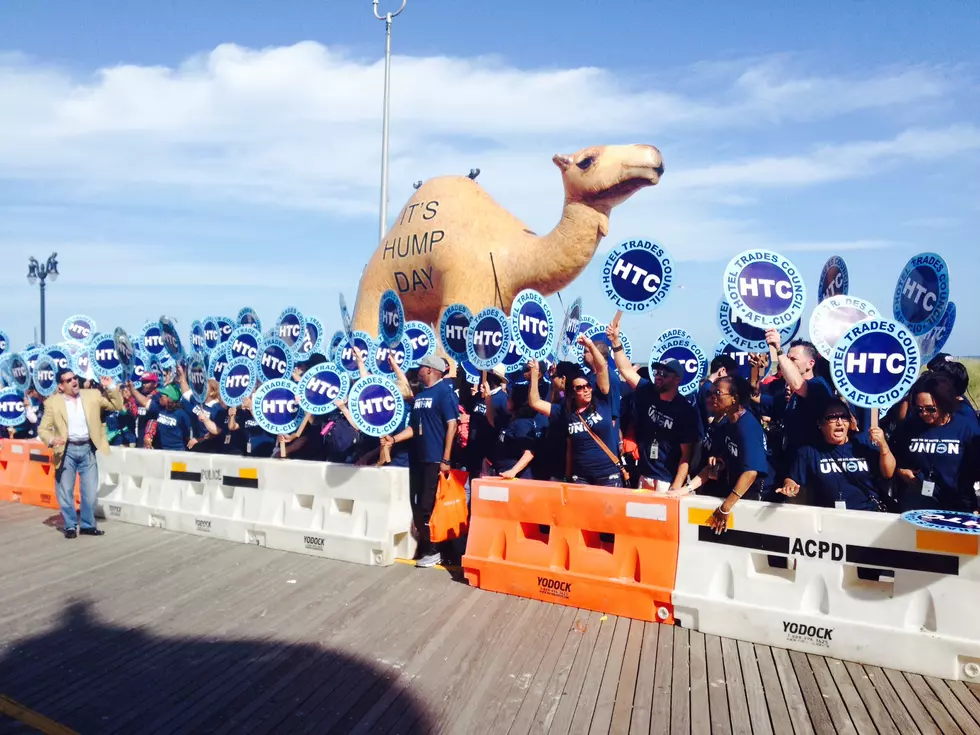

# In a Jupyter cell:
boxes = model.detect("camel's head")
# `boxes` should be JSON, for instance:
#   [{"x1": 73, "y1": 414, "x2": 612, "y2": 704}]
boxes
[{"x1": 553, "y1": 144, "x2": 664, "y2": 208}]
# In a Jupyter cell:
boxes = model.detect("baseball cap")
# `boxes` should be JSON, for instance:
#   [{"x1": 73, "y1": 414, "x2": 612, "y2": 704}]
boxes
[
  {"x1": 652, "y1": 359, "x2": 685, "y2": 379},
  {"x1": 141, "y1": 372, "x2": 160, "y2": 385},
  {"x1": 419, "y1": 355, "x2": 448, "y2": 373},
  {"x1": 159, "y1": 384, "x2": 181, "y2": 402}
]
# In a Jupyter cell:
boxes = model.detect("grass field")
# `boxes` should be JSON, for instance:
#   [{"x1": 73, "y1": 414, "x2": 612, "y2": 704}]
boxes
[{"x1": 959, "y1": 357, "x2": 980, "y2": 409}]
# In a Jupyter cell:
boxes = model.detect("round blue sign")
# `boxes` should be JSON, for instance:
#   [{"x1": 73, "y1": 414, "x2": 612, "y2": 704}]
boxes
[
  {"x1": 62, "y1": 314, "x2": 96, "y2": 344},
  {"x1": 461, "y1": 359, "x2": 481, "y2": 385},
  {"x1": 440, "y1": 304, "x2": 472, "y2": 362},
  {"x1": 141, "y1": 322, "x2": 167, "y2": 357},
  {"x1": 89, "y1": 333, "x2": 122, "y2": 379},
  {"x1": 33, "y1": 355, "x2": 58, "y2": 397},
  {"x1": 219, "y1": 357, "x2": 258, "y2": 408},
  {"x1": 257, "y1": 337, "x2": 294, "y2": 382},
  {"x1": 918, "y1": 302, "x2": 956, "y2": 363},
  {"x1": 40, "y1": 345, "x2": 72, "y2": 374},
  {"x1": 374, "y1": 335, "x2": 412, "y2": 376},
  {"x1": 581, "y1": 324, "x2": 632, "y2": 366},
  {"x1": 831, "y1": 318, "x2": 920, "y2": 410},
  {"x1": 0, "y1": 329, "x2": 9, "y2": 357},
  {"x1": 328, "y1": 330, "x2": 346, "y2": 361},
  {"x1": 2, "y1": 354, "x2": 30, "y2": 392},
  {"x1": 189, "y1": 321, "x2": 206, "y2": 355},
  {"x1": 203, "y1": 318, "x2": 221, "y2": 351},
  {"x1": 713, "y1": 341, "x2": 754, "y2": 381},
  {"x1": 209, "y1": 343, "x2": 231, "y2": 382},
  {"x1": 467, "y1": 308, "x2": 511, "y2": 371},
  {"x1": 650, "y1": 337, "x2": 707, "y2": 397},
  {"x1": 601, "y1": 239, "x2": 674, "y2": 312},
  {"x1": 296, "y1": 317, "x2": 324, "y2": 361},
  {"x1": 0, "y1": 387, "x2": 26, "y2": 427},
  {"x1": 159, "y1": 317, "x2": 184, "y2": 361},
  {"x1": 334, "y1": 331, "x2": 375, "y2": 377},
  {"x1": 818, "y1": 256, "x2": 849, "y2": 303},
  {"x1": 901, "y1": 510, "x2": 980, "y2": 536},
  {"x1": 238, "y1": 307, "x2": 261, "y2": 330},
  {"x1": 216, "y1": 317, "x2": 235, "y2": 344},
  {"x1": 128, "y1": 352, "x2": 148, "y2": 387},
  {"x1": 717, "y1": 299, "x2": 800, "y2": 353},
  {"x1": 893, "y1": 253, "x2": 950, "y2": 336},
  {"x1": 298, "y1": 364, "x2": 350, "y2": 415},
  {"x1": 72, "y1": 347, "x2": 93, "y2": 380},
  {"x1": 252, "y1": 379, "x2": 303, "y2": 435},
  {"x1": 277, "y1": 307, "x2": 306, "y2": 349},
  {"x1": 724, "y1": 249, "x2": 806, "y2": 328},
  {"x1": 404, "y1": 321, "x2": 436, "y2": 364},
  {"x1": 510, "y1": 290, "x2": 555, "y2": 361},
  {"x1": 378, "y1": 290, "x2": 406, "y2": 348},
  {"x1": 809, "y1": 295, "x2": 879, "y2": 361},
  {"x1": 229, "y1": 326, "x2": 262, "y2": 362},
  {"x1": 501, "y1": 336, "x2": 526, "y2": 374},
  {"x1": 557, "y1": 297, "x2": 583, "y2": 361},
  {"x1": 187, "y1": 354, "x2": 208, "y2": 403},
  {"x1": 347, "y1": 375, "x2": 405, "y2": 438}
]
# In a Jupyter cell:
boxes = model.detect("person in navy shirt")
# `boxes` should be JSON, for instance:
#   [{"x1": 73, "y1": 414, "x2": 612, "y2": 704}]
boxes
[
  {"x1": 176, "y1": 368, "x2": 225, "y2": 453},
  {"x1": 483, "y1": 380, "x2": 546, "y2": 480},
  {"x1": 778, "y1": 398, "x2": 895, "y2": 511},
  {"x1": 382, "y1": 355, "x2": 459, "y2": 568},
  {"x1": 133, "y1": 383, "x2": 194, "y2": 451},
  {"x1": 679, "y1": 375, "x2": 773, "y2": 533},
  {"x1": 466, "y1": 366, "x2": 510, "y2": 478},
  {"x1": 606, "y1": 320, "x2": 701, "y2": 491},
  {"x1": 894, "y1": 373, "x2": 980, "y2": 512}
]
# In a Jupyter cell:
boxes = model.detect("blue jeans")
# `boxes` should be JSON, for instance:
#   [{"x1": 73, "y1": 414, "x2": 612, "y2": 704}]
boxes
[
  {"x1": 56, "y1": 442, "x2": 99, "y2": 531},
  {"x1": 573, "y1": 472, "x2": 624, "y2": 488}
]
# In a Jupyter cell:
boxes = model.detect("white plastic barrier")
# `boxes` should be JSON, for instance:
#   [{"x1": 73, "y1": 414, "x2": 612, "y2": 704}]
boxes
[
  {"x1": 674, "y1": 496, "x2": 980, "y2": 682},
  {"x1": 97, "y1": 448, "x2": 415, "y2": 566}
]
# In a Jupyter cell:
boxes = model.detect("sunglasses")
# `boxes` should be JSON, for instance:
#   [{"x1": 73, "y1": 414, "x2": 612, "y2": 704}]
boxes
[
  {"x1": 708, "y1": 389, "x2": 731, "y2": 398},
  {"x1": 822, "y1": 414, "x2": 849, "y2": 424},
  {"x1": 653, "y1": 369, "x2": 676, "y2": 378},
  {"x1": 573, "y1": 384, "x2": 591, "y2": 393},
  {"x1": 915, "y1": 405, "x2": 939, "y2": 415},
  {"x1": 60, "y1": 376, "x2": 77, "y2": 384}
]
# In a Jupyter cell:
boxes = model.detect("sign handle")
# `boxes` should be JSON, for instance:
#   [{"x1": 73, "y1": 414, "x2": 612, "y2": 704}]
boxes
[
  {"x1": 870, "y1": 408, "x2": 879, "y2": 430},
  {"x1": 278, "y1": 434, "x2": 287, "y2": 460},
  {"x1": 611, "y1": 311, "x2": 623, "y2": 330}
]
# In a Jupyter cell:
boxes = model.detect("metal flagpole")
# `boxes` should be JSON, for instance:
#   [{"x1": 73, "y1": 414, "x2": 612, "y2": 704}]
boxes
[{"x1": 373, "y1": 0, "x2": 408, "y2": 244}]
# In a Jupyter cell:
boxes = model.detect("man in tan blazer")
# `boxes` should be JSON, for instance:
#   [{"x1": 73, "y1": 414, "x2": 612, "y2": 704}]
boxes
[{"x1": 38, "y1": 368, "x2": 124, "y2": 539}]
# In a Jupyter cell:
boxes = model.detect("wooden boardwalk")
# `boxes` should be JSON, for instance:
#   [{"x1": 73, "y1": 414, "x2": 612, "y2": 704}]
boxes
[{"x1": 1, "y1": 502, "x2": 979, "y2": 735}]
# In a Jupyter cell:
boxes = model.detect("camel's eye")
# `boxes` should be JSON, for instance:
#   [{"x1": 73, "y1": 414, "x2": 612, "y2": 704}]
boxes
[{"x1": 576, "y1": 157, "x2": 594, "y2": 170}]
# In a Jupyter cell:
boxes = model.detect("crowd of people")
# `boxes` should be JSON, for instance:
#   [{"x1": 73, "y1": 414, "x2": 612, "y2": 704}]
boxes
[{"x1": 7, "y1": 313, "x2": 979, "y2": 565}]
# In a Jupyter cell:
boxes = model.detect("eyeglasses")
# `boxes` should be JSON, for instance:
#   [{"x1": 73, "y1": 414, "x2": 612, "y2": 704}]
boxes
[
  {"x1": 60, "y1": 376, "x2": 77, "y2": 384},
  {"x1": 708, "y1": 390, "x2": 731, "y2": 399},
  {"x1": 573, "y1": 384, "x2": 591, "y2": 393},
  {"x1": 915, "y1": 405, "x2": 939, "y2": 415},
  {"x1": 653, "y1": 369, "x2": 675, "y2": 378},
  {"x1": 822, "y1": 414, "x2": 849, "y2": 424}
]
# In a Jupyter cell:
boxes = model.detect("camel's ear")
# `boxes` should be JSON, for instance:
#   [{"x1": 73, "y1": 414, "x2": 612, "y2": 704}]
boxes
[{"x1": 553, "y1": 154, "x2": 573, "y2": 171}]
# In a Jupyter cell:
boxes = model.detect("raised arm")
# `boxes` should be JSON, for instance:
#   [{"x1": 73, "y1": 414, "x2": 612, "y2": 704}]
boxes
[
  {"x1": 527, "y1": 361, "x2": 553, "y2": 418},
  {"x1": 606, "y1": 318, "x2": 640, "y2": 389},
  {"x1": 579, "y1": 336, "x2": 609, "y2": 396}
]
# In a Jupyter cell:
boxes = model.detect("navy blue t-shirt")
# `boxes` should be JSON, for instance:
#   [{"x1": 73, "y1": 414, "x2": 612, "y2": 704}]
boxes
[
  {"x1": 589, "y1": 368, "x2": 622, "y2": 422},
  {"x1": 469, "y1": 389, "x2": 510, "y2": 463},
  {"x1": 783, "y1": 376, "x2": 833, "y2": 452},
  {"x1": 566, "y1": 390, "x2": 619, "y2": 480},
  {"x1": 410, "y1": 380, "x2": 459, "y2": 464},
  {"x1": 389, "y1": 405, "x2": 412, "y2": 468},
  {"x1": 492, "y1": 413, "x2": 544, "y2": 478},
  {"x1": 532, "y1": 404, "x2": 566, "y2": 480},
  {"x1": 706, "y1": 411, "x2": 773, "y2": 500},
  {"x1": 893, "y1": 412, "x2": 980, "y2": 512},
  {"x1": 632, "y1": 379, "x2": 701, "y2": 483},
  {"x1": 144, "y1": 396, "x2": 193, "y2": 451},
  {"x1": 789, "y1": 435, "x2": 883, "y2": 511}
]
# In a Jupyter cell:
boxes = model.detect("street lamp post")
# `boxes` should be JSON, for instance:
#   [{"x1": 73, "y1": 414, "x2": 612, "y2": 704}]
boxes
[
  {"x1": 27, "y1": 253, "x2": 59, "y2": 344},
  {"x1": 373, "y1": 0, "x2": 407, "y2": 243}
]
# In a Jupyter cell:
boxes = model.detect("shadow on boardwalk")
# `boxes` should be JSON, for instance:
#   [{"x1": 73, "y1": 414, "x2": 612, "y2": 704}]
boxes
[{"x1": 0, "y1": 599, "x2": 432, "y2": 734}]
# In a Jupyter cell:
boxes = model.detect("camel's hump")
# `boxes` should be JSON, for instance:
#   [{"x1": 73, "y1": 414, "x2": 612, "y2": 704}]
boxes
[{"x1": 394, "y1": 176, "x2": 532, "y2": 234}]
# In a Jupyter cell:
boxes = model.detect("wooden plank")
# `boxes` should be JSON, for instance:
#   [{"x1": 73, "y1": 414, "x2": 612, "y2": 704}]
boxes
[
  {"x1": 607, "y1": 619, "x2": 644, "y2": 735},
  {"x1": 546, "y1": 609, "x2": 607, "y2": 735},
  {"x1": 669, "y1": 627, "x2": 691, "y2": 735},
  {"x1": 841, "y1": 662, "x2": 902, "y2": 735},
  {"x1": 721, "y1": 637, "x2": 751, "y2": 735},
  {"x1": 529, "y1": 609, "x2": 594, "y2": 735},
  {"x1": 565, "y1": 613, "x2": 617, "y2": 735},
  {"x1": 737, "y1": 641, "x2": 772, "y2": 735},
  {"x1": 753, "y1": 645, "x2": 793, "y2": 735},
  {"x1": 688, "y1": 631, "x2": 710, "y2": 735},
  {"x1": 876, "y1": 667, "x2": 941, "y2": 734},
  {"x1": 903, "y1": 672, "x2": 965, "y2": 735},
  {"x1": 648, "y1": 616, "x2": 674, "y2": 735},
  {"x1": 788, "y1": 651, "x2": 835, "y2": 735},
  {"x1": 924, "y1": 677, "x2": 980, "y2": 734},
  {"x1": 770, "y1": 648, "x2": 813, "y2": 735},
  {"x1": 947, "y1": 681, "x2": 980, "y2": 730},
  {"x1": 627, "y1": 623, "x2": 659, "y2": 735},
  {"x1": 805, "y1": 655, "x2": 856, "y2": 735},
  {"x1": 586, "y1": 615, "x2": 630, "y2": 735},
  {"x1": 823, "y1": 657, "x2": 877, "y2": 735},
  {"x1": 704, "y1": 635, "x2": 732, "y2": 735}
]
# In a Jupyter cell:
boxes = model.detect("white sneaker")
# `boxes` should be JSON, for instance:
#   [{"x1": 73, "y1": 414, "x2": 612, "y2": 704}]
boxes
[{"x1": 415, "y1": 552, "x2": 441, "y2": 568}]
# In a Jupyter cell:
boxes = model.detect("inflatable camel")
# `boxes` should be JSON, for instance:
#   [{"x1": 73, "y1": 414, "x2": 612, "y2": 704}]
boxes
[{"x1": 351, "y1": 144, "x2": 664, "y2": 332}]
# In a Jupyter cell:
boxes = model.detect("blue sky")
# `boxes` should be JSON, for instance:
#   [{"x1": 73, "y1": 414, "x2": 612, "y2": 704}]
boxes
[{"x1": 0, "y1": 0, "x2": 977, "y2": 356}]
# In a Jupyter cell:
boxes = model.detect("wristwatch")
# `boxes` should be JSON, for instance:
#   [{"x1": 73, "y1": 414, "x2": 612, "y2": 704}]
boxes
[
  {"x1": 775, "y1": 348, "x2": 784, "y2": 357},
  {"x1": 612, "y1": 344, "x2": 624, "y2": 353}
]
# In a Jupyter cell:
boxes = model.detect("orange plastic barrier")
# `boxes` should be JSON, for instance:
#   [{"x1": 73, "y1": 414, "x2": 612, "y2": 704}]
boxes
[
  {"x1": 0, "y1": 439, "x2": 79, "y2": 510},
  {"x1": 463, "y1": 478, "x2": 681, "y2": 623}
]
